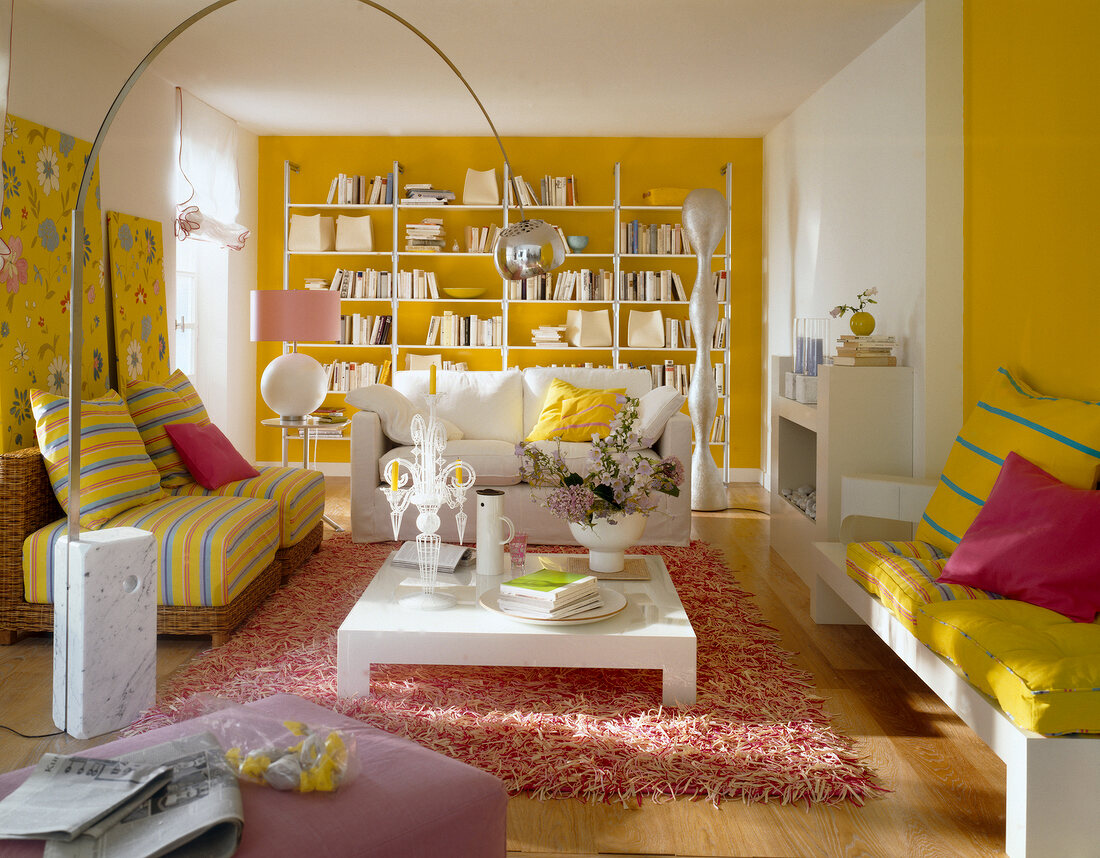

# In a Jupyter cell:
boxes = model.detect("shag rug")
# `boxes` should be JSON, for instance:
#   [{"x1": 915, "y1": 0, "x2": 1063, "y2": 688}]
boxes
[{"x1": 129, "y1": 536, "x2": 883, "y2": 806}]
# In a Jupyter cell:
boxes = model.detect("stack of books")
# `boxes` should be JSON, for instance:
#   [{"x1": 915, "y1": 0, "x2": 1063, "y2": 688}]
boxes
[
  {"x1": 404, "y1": 219, "x2": 446, "y2": 253},
  {"x1": 531, "y1": 325, "x2": 567, "y2": 347},
  {"x1": 310, "y1": 406, "x2": 345, "y2": 424},
  {"x1": 403, "y1": 184, "x2": 455, "y2": 205},
  {"x1": 833, "y1": 335, "x2": 898, "y2": 366},
  {"x1": 497, "y1": 569, "x2": 602, "y2": 619}
]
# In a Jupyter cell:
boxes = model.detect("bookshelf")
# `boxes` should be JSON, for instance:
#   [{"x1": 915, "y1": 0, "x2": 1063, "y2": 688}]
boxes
[{"x1": 279, "y1": 159, "x2": 733, "y2": 475}]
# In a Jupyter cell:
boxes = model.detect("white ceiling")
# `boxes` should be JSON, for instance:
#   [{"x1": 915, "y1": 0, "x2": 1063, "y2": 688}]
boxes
[{"x1": 24, "y1": 0, "x2": 921, "y2": 138}]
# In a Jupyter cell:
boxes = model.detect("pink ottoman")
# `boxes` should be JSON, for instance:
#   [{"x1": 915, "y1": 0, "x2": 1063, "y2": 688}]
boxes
[{"x1": 0, "y1": 694, "x2": 507, "y2": 857}]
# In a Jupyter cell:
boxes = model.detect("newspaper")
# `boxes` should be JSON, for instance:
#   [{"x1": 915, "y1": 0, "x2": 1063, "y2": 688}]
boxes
[
  {"x1": 0, "y1": 731, "x2": 243, "y2": 858},
  {"x1": 0, "y1": 756, "x2": 172, "y2": 841},
  {"x1": 391, "y1": 541, "x2": 475, "y2": 573}
]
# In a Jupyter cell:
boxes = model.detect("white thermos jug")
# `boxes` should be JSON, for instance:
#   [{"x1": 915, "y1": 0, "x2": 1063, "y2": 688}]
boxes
[{"x1": 475, "y1": 489, "x2": 514, "y2": 576}]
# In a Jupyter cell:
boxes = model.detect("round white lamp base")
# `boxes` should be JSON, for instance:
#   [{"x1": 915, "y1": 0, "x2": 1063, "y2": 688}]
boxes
[{"x1": 260, "y1": 352, "x2": 327, "y2": 420}]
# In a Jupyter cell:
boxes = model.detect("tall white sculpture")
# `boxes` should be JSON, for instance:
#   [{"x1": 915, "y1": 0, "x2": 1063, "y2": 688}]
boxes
[{"x1": 682, "y1": 188, "x2": 728, "y2": 511}]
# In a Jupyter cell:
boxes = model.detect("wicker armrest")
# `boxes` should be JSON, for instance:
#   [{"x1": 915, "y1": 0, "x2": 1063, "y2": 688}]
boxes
[{"x1": 0, "y1": 447, "x2": 63, "y2": 608}]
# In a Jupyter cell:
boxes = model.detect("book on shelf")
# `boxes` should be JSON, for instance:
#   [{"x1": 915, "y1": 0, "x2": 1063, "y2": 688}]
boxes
[
  {"x1": 378, "y1": 358, "x2": 392, "y2": 385},
  {"x1": 713, "y1": 270, "x2": 728, "y2": 302},
  {"x1": 832, "y1": 355, "x2": 898, "y2": 366},
  {"x1": 712, "y1": 318, "x2": 729, "y2": 349}
]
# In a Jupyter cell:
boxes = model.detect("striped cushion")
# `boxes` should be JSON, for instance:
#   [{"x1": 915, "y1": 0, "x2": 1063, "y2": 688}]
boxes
[
  {"x1": 915, "y1": 367, "x2": 1100, "y2": 553},
  {"x1": 916, "y1": 599, "x2": 1100, "y2": 735},
  {"x1": 167, "y1": 466, "x2": 325, "y2": 548},
  {"x1": 30, "y1": 389, "x2": 164, "y2": 529},
  {"x1": 23, "y1": 495, "x2": 279, "y2": 608},
  {"x1": 125, "y1": 369, "x2": 211, "y2": 487},
  {"x1": 845, "y1": 540, "x2": 1001, "y2": 632}
]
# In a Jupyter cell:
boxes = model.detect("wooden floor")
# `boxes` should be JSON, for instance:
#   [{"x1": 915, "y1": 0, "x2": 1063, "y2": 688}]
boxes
[{"x1": 0, "y1": 480, "x2": 1007, "y2": 857}]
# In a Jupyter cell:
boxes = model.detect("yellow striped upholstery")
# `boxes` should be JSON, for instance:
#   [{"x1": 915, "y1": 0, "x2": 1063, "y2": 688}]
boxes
[
  {"x1": 30, "y1": 389, "x2": 164, "y2": 529},
  {"x1": 916, "y1": 599, "x2": 1100, "y2": 735},
  {"x1": 167, "y1": 466, "x2": 325, "y2": 549},
  {"x1": 845, "y1": 540, "x2": 1002, "y2": 632},
  {"x1": 125, "y1": 369, "x2": 211, "y2": 487},
  {"x1": 23, "y1": 495, "x2": 279, "y2": 608},
  {"x1": 915, "y1": 367, "x2": 1100, "y2": 553}
]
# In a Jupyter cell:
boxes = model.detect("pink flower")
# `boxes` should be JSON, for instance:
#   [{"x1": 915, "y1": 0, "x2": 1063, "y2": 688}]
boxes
[{"x1": 1, "y1": 237, "x2": 28, "y2": 294}]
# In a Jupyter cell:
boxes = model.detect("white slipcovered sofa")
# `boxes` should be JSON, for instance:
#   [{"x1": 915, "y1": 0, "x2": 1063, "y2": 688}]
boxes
[{"x1": 349, "y1": 366, "x2": 692, "y2": 545}]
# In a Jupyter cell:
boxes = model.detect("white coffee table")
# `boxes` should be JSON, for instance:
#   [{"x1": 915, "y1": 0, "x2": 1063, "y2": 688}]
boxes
[{"x1": 336, "y1": 551, "x2": 698, "y2": 706}]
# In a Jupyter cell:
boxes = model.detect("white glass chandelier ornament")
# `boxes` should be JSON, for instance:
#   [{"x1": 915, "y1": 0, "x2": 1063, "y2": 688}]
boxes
[{"x1": 384, "y1": 390, "x2": 475, "y2": 610}]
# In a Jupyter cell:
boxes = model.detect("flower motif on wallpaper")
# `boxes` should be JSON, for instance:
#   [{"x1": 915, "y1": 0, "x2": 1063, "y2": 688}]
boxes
[
  {"x1": 1, "y1": 236, "x2": 27, "y2": 293},
  {"x1": 158, "y1": 334, "x2": 166, "y2": 360},
  {"x1": 141, "y1": 315, "x2": 152, "y2": 342},
  {"x1": 0, "y1": 322, "x2": 8, "y2": 337},
  {"x1": 117, "y1": 222, "x2": 133, "y2": 251},
  {"x1": 9, "y1": 388, "x2": 32, "y2": 426},
  {"x1": 35, "y1": 145, "x2": 60, "y2": 196},
  {"x1": 38, "y1": 218, "x2": 60, "y2": 252},
  {"x1": 134, "y1": 284, "x2": 147, "y2": 304},
  {"x1": 4, "y1": 117, "x2": 17, "y2": 143},
  {"x1": 12, "y1": 341, "x2": 27, "y2": 364},
  {"x1": 46, "y1": 356, "x2": 69, "y2": 395},
  {"x1": 92, "y1": 348, "x2": 103, "y2": 381},
  {"x1": 126, "y1": 339, "x2": 143, "y2": 380},
  {"x1": 144, "y1": 228, "x2": 157, "y2": 264}
]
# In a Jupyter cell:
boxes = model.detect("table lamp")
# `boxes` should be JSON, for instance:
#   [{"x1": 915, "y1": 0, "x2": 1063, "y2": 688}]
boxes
[{"x1": 251, "y1": 289, "x2": 341, "y2": 420}]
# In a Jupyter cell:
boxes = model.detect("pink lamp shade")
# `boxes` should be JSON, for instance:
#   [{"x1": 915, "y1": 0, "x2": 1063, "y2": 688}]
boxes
[{"x1": 250, "y1": 289, "x2": 341, "y2": 343}]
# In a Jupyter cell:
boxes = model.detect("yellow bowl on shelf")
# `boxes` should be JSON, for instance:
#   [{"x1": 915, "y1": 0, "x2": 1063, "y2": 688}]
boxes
[{"x1": 441, "y1": 287, "x2": 487, "y2": 299}]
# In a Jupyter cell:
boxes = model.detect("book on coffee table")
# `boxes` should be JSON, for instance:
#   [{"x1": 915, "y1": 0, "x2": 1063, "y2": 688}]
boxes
[
  {"x1": 497, "y1": 568, "x2": 602, "y2": 619},
  {"x1": 496, "y1": 589, "x2": 604, "y2": 620},
  {"x1": 390, "y1": 542, "x2": 474, "y2": 573}
]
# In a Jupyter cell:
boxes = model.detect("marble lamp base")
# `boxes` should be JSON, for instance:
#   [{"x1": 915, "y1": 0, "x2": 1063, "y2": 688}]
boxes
[{"x1": 53, "y1": 527, "x2": 157, "y2": 739}]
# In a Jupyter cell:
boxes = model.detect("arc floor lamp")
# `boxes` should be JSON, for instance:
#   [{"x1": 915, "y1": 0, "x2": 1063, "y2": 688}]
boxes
[{"x1": 61, "y1": 0, "x2": 566, "y2": 737}]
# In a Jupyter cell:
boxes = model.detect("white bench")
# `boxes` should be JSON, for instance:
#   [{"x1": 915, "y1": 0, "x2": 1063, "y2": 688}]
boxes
[{"x1": 812, "y1": 474, "x2": 1100, "y2": 858}]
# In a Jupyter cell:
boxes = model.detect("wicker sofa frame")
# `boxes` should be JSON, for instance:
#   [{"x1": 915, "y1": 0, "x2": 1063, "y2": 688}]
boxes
[{"x1": 0, "y1": 446, "x2": 322, "y2": 648}]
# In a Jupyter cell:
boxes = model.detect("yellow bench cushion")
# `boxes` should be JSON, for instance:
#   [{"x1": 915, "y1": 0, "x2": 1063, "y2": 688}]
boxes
[
  {"x1": 916, "y1": 599, "x2": 1100, "y2": 735},
  {"x1": 167, "y1": 466, "x2": 325, "y2": 549},
  {"x1": 845, "y1": 540, "x2": 1002, "y2": 632},
  {"x1": 24, "y1": 495, "x2": 279, "y2": 608},
  {"x1": 915, "y1": 367, "x2": 1100, "y2": 554}
]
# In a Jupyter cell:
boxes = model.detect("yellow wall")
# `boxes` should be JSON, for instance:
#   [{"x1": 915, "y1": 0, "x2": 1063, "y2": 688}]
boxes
[
  {"x1": 964, "y1": 0, "x2": 1100, "y2": 406},
  {"x1": 256, "y1": 136, "x2": 763, "y2": 468}
]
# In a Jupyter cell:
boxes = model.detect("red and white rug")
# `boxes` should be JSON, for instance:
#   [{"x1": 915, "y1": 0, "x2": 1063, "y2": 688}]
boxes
[{"x1": 129, "y1": 536, "x2": 883, "y2": 806}]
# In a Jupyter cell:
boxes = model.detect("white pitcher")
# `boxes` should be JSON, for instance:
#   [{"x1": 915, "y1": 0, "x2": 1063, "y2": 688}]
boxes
[{"x1": 475, "y1": 489, "x2": 514, "y2": 576}]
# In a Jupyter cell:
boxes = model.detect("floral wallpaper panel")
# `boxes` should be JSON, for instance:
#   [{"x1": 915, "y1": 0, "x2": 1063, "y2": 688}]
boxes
[
  {"x1": 107, "y1": 211, "x2": 169, "y2": 386},
  {"x1": 0, "y1": 114, "x2": 109, "y2": 453}
]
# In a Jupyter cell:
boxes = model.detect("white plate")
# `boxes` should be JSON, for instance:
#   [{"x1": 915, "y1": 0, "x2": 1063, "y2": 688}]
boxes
[{"x1": 478, "y1": 586, "x2": 628, "y2": 626}]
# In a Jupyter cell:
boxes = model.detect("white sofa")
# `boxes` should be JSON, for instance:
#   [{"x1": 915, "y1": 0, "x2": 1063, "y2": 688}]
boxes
[{"x1": 349, "y1": 366, "x2": 692, "y2": 545}]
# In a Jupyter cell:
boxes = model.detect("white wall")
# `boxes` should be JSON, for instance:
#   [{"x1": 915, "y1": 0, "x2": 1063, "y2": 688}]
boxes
[
  {"x1": 7, "y1": 2, "x2": 258, "y2": 455},
  {"x1": 763, "y1": 0, "x2": 962, "y2": 480}
]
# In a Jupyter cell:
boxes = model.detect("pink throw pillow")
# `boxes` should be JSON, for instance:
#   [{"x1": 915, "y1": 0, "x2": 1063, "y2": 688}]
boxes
[
  {"x1": 165, "y1": 422, "x2": 259, "y2": 490},
  {"x1": 938, "y1": 451, "x2": 1100, "y2": 622}
]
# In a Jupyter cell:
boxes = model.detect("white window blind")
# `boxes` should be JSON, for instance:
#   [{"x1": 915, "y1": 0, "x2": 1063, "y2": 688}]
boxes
[{"x1": 175, "y1": 87, "x2": 250, "y2": 251}]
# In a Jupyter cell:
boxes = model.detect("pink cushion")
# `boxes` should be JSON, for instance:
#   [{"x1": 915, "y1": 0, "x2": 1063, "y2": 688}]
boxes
[
  {"x1": 938, "y1": 451, "x2": 1100, "y2": 622},
  {"x1": 165, "y1": 422, "x2": 259, "y2": 490},
  {"x1": 0, "y1": 694, "x2": 506, "y2": 858}
]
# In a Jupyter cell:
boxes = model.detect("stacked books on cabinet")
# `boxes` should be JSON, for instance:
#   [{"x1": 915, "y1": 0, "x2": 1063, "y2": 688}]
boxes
[
  {"x1": 509, "y1": 272, "x2": 615, "y2": 301},
  {"x1": 329, "y1": 268, "x2": 392, "y2": 299},
  {"x1": 833, "y1": 334, "x2": 898, "y2": 365},
  {"x1": 531, "y1": 325, "x2": 568, "y2": 347},
  {"x1": 620, "y1": 221, "x2": 692, "y2": 255},
  {"x1": 396, "y1": 269, "x2": 440, "y2": 299},
  {"x1": 619, "y1": 270, "x2": 687, "y2": 302},
  {"x1": 508, "y1": 175, "x2": 579, "y2": 207},
  {"x1": 326, "y1": 172, "x2": 393, "y2": 205},
  {"x1": 497, "y1": 569, "x2": 601, "y2": 620},
  {"x1": 340, "y1": 314, "x2": 391, "y2": 345},
  {"x1": 324, "y1": 359, "x2": 390, "y2": 392},
  {"x1": 464, "y1": 224, "x2": 499, "y2": 253},
  {"x1": 405, "y1": 218, "x2": 446, "y2": 252},
  {"x1": 403, "y1": 185, "x2": 455, "y2": 205}
]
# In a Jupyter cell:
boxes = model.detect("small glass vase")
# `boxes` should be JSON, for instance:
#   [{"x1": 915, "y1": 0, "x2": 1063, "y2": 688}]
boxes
[
  {"x1": 567, "y1": 513, "x2": 647, "y2": 573},
  {"x1": 849, "y1": 312, "x2": 876, "y2": 336}
]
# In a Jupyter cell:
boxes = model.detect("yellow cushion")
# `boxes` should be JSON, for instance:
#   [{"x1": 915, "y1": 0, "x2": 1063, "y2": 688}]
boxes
[
  {"x1": 845, "y1": 540, "x2": 1001, "y2": 632},
  {"x1": 916, "y1": 599, "x2": 1100, "y2": 735},
  {"x1": 915, "y1": 367, "x2": 1100, "y2": 553},
  {"x1": 525, "y1": 378, "x2": 624, "y2": 442},
  {"x1": 125, "y1": 369, "x2": 211, "y2": 486},
  {"x1": 30, "y1": 389, "x2": 164, "y2": 530}
]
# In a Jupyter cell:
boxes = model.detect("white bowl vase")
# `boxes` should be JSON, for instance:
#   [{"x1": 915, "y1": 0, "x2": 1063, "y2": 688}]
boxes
[{"x1": 567, "y1": 513, "x2": 647, "y2": 573}]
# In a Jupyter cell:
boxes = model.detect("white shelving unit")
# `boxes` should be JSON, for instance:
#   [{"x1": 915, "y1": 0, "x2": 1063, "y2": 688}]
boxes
[
  {"x1": 769, "y1": 355, "x2": 914, "y2": 587},
  {"x1": 279, "y1": 159, "x2": 734, "y2": 474}
]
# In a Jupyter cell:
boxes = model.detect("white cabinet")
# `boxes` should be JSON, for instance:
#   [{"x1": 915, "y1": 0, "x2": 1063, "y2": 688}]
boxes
[{"x1": 769, "y1": 355, "x2": 913, "y2": 587}]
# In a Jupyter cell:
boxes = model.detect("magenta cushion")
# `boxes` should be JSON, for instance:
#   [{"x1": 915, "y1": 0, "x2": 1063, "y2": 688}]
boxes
[
  {"x1": 938, "y1": 451, "x2": 1100, "y2": 622},
  {"x1": 165, "y1": 422, "x2": 259, "y2": 490}
]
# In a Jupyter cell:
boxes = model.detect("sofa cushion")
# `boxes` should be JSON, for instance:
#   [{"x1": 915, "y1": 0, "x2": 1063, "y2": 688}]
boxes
[
  {"x1": 30, "y1": 388, "x2": 164, "y2": 530},
  {"x1": 634, "y1": 386, "x2": 687, "y2": 445},
  {"x1": 938, "y1": 452, "x2": 1100, "y2": 622},
  {"x1": 915, "y1": 367, "x2": 1100, "y2": 554},
  {"x1": 24, "y1": 494, "x2": 279, "y2": 607},
  {"x1": 394, "y1": 369, "x2": 523, "y2": 444},
  {"x1": 166, "y1": 422, "x2": 260, "y2": 489},
  {"x1": 380, "y1": 441, "x2": 521, "y2": 487},
  {"x1": 526, "y1": 378, "x2": 625, "y2": 442},
  {"x1": 168, "y1": 466, "x2": 325, "y2": 549},
  {"x1": 125, "y1": 369, "x2": 212, "y2": 487},
  {"x1": 521, "y1": 367, "x2": 652, "y2": 437},
  {"x1": 345, "y1": 384, "x2": 463, "y2": 444},
  {"x1": 845, "y1": 540, "x2": 1002, "y2": 632},
  {"x1": 916, "y1": 599, "x2": 1100, "y2": 735}
]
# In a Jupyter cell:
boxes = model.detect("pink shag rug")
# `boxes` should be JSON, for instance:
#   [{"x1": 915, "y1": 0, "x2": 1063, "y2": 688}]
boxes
[{"x1": 129, "y1": 536, "x2": 883, "y2": 806}]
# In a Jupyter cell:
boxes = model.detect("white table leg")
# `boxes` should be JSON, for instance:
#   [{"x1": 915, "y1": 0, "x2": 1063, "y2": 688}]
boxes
[
  {"x1": 280, "y1": 428, "x2": 289, "y2": 468},
  {"x1": 662, "y1": 650, "x2": 697, "y2": 706},
  {"x1": 336, "y1": 644, "x2": 371, "y2": 699}
]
